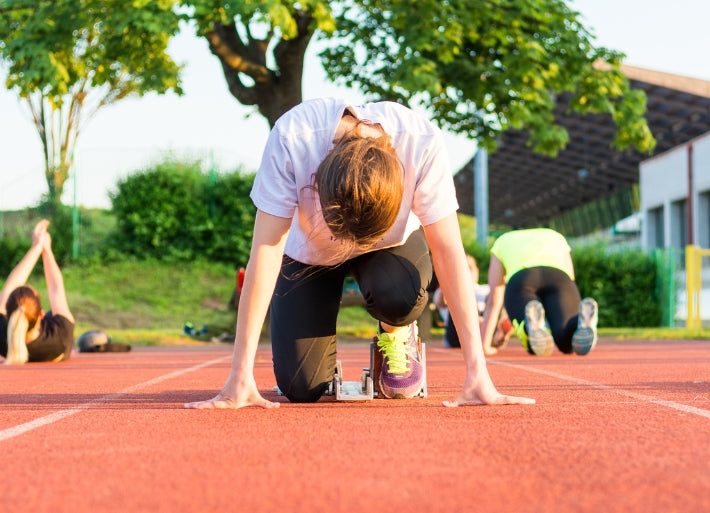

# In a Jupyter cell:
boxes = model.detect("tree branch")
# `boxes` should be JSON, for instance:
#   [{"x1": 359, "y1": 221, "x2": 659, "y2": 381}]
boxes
[
  {"x1": 206, "y1": 22, "x2": 271, "y2": 83},
  {"x1": 273, "y1": 10, "x2": 314, "y2": 86},
  {"x1": 0, "y1": 2, "x2": 35, "y2": 16}
]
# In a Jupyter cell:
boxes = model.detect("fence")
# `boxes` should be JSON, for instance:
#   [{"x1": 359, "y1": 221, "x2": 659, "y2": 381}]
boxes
[
  {"x1": 655, "y1": 247, "x2": 677, "y2": 328},
  {"x1": 685, "y1": 245, "x2": 710, "y2": 329}
]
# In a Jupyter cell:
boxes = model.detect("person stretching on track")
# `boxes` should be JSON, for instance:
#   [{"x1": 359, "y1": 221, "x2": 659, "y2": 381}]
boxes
[
  {"x1": 0, "y1": 219, "x2": 75, "y2": 364},
  {"x1": 185, "y1": 98, "x2": 534, "y2": 409}
]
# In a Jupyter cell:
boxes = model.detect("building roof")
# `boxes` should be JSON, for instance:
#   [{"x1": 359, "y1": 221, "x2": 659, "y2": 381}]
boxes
[{"x1": 453, "y1": 65, "x2": 710, "y2": 230}]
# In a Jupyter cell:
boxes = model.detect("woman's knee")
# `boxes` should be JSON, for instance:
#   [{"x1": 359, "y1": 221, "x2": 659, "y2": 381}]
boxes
[
  {"x1": 271, "y1": 335, "x2": 337, "y2": 403},
  {"x1": 274, "y1": 360, "x2": 332, "y2": 402},
  {"x1": 277, "y1": 376, "x2": 330, "y2": 403},
  {"x1": 366, "y1": 288, "x2": 427, "y2": 326}
]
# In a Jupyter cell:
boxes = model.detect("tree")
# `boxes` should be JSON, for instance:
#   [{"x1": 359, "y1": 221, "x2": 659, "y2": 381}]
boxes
[
  {"x1": 185, "y1": 0, "x2": 655, "y2": 153},
  {"x1": 186, "y1": 0, "x2": 336, "y2": 127},
  {"x1": 0, "y1": 0, "x2": 184, "y2": 209},
  {"x1": 325, "y1": 0, "x2": 656, "y2": 155}
]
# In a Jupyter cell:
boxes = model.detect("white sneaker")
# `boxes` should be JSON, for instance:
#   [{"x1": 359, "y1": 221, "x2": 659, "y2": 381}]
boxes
[
  {"x1": 572, "y1": 298, "x2": 598, "y2": 356},
  {"x1": 524, "y1": 300, "x2": 554, "y2": 357}
]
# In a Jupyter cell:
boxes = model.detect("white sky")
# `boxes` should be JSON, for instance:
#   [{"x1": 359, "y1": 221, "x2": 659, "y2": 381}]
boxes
[{"x1": 1, "y1": 0, "x2": 709, "y2": 210}]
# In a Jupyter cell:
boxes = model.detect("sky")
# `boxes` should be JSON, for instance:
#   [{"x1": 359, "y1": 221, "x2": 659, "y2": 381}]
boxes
[{"x1": 1, "y1": 0, "x2": 710, "y2": 210}]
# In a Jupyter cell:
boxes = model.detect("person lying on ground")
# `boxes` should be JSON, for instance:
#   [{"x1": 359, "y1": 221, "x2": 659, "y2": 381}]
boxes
[{"x1": 0, "y1": 219, "x2": 75, "y2": 364}]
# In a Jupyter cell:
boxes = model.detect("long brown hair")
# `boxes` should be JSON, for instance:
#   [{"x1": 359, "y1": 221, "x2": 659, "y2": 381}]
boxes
[
  {"x1": 313, "y1": 122, "x2": 404, "y2": 252},
  {"x1": 4, "y1": 286, "x2": 41, "y2": 364}
]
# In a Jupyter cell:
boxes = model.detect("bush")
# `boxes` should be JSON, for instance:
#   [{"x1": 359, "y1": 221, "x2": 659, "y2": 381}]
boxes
[
  {"x1": 109, "y1": 160, "x2": 256, "y2": 266},
  {"x1": 110, "y1": 161, "x2": 209, "y2": 260},
  {"x1": 0, "y1": 235, "x2": 27, "y2": 277},
  {"x1": 0, "y1": 202, "x2": 91, "y2": 273},
  {"x1": 31, "y1": 200, "x2": 75, "y2": 264},
  {"x1": 200, "y1": 171, "x2": 256, "y2": 264},
  {"x1": 458, "y1": 232, "x2": 663, "y2": 327},
  {"x1": 572, "y1": 244, "x2": 662, "y2": 327}
]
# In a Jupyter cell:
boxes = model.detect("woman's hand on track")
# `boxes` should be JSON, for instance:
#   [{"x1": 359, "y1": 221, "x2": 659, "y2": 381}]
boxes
[
  {"x1": 184, "y1": 372, "x2": 280, "y2": 410},
  {"x1": 442, "y1": 368, "x2": 535, "y2": 407}
]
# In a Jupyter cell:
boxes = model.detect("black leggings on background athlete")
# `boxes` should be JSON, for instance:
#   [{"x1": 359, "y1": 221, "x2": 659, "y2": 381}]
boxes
[
  {"x1": 270, "y1": 228, "x2": 433, "y2": 403},
  {"x1": 504, "y1": 266, "x2": 581, "y2": 354}
]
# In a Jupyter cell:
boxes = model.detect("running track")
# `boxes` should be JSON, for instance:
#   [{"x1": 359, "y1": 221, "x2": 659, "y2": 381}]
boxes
[{"x1": 1, "y1": 338, "x2": 708, "y2": 513}]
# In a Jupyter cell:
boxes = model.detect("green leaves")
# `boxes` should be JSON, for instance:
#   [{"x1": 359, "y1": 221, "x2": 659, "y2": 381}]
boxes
[
  {"x1": 186, "y1": 0, "x2": 334, "y2": 37},
  {"x1": 322, "y1": 0, "x2": 655, "y2": 156},
  {"x1": 0, "y1": 0, "x2": 185, "y2": 203},
  {"x1": 0, "y1": 0, "x2": 658, "y2": 205},
  {"x1": 572, "y1": 243, "x2": 662, "y2": 327},
  {"x1": 109, "y1": 160, "x2": 257, "y2": 264},
  {"x1": 2, "y1": 0, "x2": 181, "y2": 97}
]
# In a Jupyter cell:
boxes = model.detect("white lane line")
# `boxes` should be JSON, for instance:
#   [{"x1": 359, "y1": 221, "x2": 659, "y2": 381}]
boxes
[
  {"x1": 0, "y1": 355, "x2": 231, "y2": 443},
  {"x1": 490, "y1": 360, "x2": 710, "y2": 419}
]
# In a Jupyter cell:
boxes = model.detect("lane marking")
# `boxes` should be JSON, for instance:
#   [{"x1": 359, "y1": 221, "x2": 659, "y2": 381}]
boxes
[
  {"x1": 0, "y1": 355, "x2": 231, "y2": 443},
  {"x1": 491, "y1": 360, "x2": 710, "y2": 419}
]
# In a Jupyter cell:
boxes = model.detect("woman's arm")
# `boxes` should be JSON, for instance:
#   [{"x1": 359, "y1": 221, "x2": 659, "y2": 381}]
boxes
[
  {"x1": 185, "y1": 210, "x2": 291, "y2": 410},
  {"x1": 480, "y1": 254, "x2": 506, "y2": 355},
  {"x1": 41, "y1": 231, "x2": 74, "y2": 323},
  {"x1": 0, "y1": 220, "x2": 48, "y2": 315},
  {"x1": 423, "y1": 213, "x2": 534, "y2": 407}
]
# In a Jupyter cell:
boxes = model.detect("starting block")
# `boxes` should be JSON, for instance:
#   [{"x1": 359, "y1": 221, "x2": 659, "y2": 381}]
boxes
[{"x1": 325, "y1": 340, "x2": 427, "y2": 401}]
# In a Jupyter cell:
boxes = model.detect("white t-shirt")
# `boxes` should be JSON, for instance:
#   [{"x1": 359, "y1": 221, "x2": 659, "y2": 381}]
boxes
[{"x1": 250, "y1": 98, "x2": 458, "y2": 266}]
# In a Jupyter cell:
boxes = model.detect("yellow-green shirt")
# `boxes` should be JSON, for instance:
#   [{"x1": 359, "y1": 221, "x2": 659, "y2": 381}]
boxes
[{"x1": 490, "y1": 228, "x2": 573, "y2": 282}]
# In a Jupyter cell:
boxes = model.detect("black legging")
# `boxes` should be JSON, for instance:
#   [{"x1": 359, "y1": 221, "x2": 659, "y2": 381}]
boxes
[
  {"x1": 270, "y1": 228, "x2": 433, "y2": 403},
  {"x1": 504, "y1": 266, "x2": 581, "y2": 354}
]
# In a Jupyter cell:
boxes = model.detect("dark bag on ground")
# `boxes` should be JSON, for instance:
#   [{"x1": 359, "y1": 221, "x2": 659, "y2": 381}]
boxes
[{"x1": 77, "y1": 330, "x2": 131, "y2": 353}]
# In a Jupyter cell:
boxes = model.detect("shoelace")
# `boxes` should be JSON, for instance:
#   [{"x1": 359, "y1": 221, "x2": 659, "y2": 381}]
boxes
[{"x1": 376, "y1": 332, "x2": 411, "y2": 374}]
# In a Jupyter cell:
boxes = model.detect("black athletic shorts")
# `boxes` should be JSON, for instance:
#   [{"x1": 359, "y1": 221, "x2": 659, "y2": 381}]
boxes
[{"x1": 270, "y1": 228, "x2": 432, "y2": 402}]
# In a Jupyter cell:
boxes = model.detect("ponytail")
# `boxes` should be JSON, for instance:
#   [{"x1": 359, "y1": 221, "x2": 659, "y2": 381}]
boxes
[
  {"x1": 4, "y1": 286, "x2": 39, "y2": 365},
  {"x1": 5, "y1": 307, "x2": 29, "y2": 364}
]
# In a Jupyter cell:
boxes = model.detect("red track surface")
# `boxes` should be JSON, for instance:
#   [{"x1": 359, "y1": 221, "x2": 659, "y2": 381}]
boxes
[{"x1": 1, "y1": 337, "x2": 709, "y2": 513}]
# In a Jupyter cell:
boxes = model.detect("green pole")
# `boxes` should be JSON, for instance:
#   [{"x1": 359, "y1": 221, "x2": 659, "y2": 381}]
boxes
[
  {"x1": 209, "y1": 150, "x2": 216, "y2": 220},
  {"x1": 668, "y1": 247, "x2": 676, "y2": 327},
  {"x1": 72, "y1": 152, "x2": 79, "y2": 259}
]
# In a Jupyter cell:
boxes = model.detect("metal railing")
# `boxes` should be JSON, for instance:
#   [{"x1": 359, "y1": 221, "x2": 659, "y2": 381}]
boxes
[{"x1": 685, "y1": 245, "x2": 710, "y2": 328}]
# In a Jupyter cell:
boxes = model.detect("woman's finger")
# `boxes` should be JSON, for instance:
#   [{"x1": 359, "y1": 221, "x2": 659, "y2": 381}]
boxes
[
  {"x1": 442, "y1": 393, "x2": 535, "y2": 407},
  {"x1": 184, "y1": 395, "x2": 280, "y2": 410}
]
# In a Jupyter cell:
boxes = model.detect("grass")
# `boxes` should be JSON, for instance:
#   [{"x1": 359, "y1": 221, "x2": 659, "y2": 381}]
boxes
[
  {"x1": 22, "y1": 258, "x2": 710, "y2": 347},
  {"x1": 5, "y1": 209, "x2": 710, "y2": 346},
  {"x1": 598, "y1": 326, "x2": 710, "y2": 340},
  {"x1": 29, "y1": 259, "x2": 238, "y2": 342},
  {"x1": 25, "y1": 258, "x2": 385, "y2": 346}
]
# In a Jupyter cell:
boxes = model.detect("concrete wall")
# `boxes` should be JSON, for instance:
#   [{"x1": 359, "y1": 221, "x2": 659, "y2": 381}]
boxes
[
  {"x1": 640, "y1": 132, "x2": 710, "y2": 324},
  {"x1": 640, "y1": 132, "x2": 710, "y2": 250}
]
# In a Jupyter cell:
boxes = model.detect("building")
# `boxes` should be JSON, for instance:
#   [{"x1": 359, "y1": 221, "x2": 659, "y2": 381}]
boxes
[
  {"x1": 641, "y1": 132, "x2": 710, "y2": 250},
  {"x1": 455, "y1": 65, "x2": 710, "y2": 240},
  {"x1": 640, "y1": 131, "x2": 710, "y2": 325},
  {"x1": 453, "y1": 65, "x2": 710, "y2": 325}
]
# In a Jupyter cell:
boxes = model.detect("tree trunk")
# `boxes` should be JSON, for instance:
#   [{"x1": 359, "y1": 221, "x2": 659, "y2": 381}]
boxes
[
  {"x1": 206, "y1": 11, "x2": 315, "y2": 128},
  {"x1": 44, "y1": 160, "x2": 70, "y2": 206}
]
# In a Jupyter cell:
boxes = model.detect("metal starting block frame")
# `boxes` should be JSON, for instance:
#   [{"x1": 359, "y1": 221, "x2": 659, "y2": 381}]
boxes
[{"x1": 325, "y1": 341, "x2": 427, "y2": 401}]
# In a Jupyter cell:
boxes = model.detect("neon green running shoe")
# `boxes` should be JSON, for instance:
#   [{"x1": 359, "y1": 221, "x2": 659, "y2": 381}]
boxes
[
  {"x1": 376, "y1": 322, "x2": 424, "y2": 399},
  {"x1": 512, "y1": 318, "x2": 529, "y2": 351}
]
